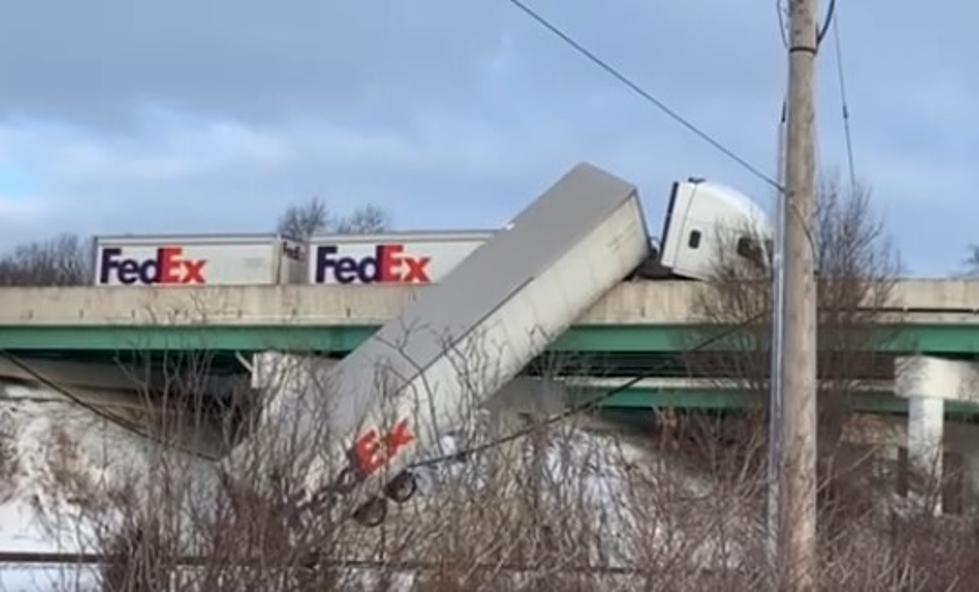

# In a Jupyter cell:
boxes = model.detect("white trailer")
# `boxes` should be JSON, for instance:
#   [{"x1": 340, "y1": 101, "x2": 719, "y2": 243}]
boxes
[
  {"x1": 307, "y1": 230, "x2": 494, "y2": 285},
  {"x1": 244, "y1": 163, "x2": 649, "y2": 524},
  {"x1": 93, "y1": 234, "x2": 305, "y2": 286}
]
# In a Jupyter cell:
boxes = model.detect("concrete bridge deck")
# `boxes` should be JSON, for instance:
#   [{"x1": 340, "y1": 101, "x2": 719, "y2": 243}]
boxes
[
  {"x1": 0, "y1": 280, "x2": 977, "y2": 354},
  {"x1": 2, "y1": 279, "x2": 979, "y2": 326},
  {"x1": 2, "y1": 280, "x2": 978, "y2": 417}
]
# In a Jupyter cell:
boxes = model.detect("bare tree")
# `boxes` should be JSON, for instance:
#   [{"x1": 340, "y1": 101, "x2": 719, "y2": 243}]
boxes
[
  {"x1": 964, "y1": 245, "x2": 979, "y2": 277},
  {"x1": 23, "y1": 313, "x2": 979, "y2": 590},
  {"x1": 693, "y1": 179, "x2": 897, "y2": 447},
  {"x1": 688, "y1": 178, "x2": 911, "y2": 570},
  {"x1": 0, "y1": 233, "x2": 91, "y2": 286},
  {"x1": 335, "y1": 205, "x2": 390, "y2": 235},
  {"x1": 277, "y1": 198, "x2": 391, "y2": 240},
  {"x1": 668, "y1": 179, "x2": 979, "y2": 590},
  {"x1": 27, "y1": 325, "x2": 782, "y2": 591},
  {"x1": 277, "y1": 197, "x2": 332, "y2": 240}
]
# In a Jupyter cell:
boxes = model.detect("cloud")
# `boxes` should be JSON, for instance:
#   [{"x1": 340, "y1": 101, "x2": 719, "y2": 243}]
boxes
[
  {"x1": 0, "y1": 1, "x2": 975, "y2": 275},
  {"x1": 0, "y1": 196, "x2": 48, "y2": 218},
  {"x1": 0, "y1": 1, "x2": 508, "y2": 128}
]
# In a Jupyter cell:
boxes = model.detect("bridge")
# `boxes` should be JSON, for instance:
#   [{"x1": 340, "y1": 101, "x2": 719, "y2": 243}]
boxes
[
  {"x1": 1, "y1": 279, "x2": 978, "y2": 349},
  {"x1": 1, "y1": 279, "x2": 978, "y2": 413},
  {"x1": 3, "y1": 278, "x2": 979, "y2": 508}
]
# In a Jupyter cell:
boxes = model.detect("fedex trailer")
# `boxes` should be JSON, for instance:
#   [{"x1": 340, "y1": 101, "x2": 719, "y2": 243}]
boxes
[
  {"x1": 93, "y1": 234, "x2": 305, "y2": 286},
  {"x1": 307, "y1": 231, "x2": 495, "y2": 285}
]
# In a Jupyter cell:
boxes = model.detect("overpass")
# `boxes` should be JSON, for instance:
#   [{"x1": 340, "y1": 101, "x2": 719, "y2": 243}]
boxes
[
  {"x1": 1, "y1": 279, "x2": 978, "y2": 413},
  {"x1": 1, "y1": 279, "x2": 977, "y2": 352}
]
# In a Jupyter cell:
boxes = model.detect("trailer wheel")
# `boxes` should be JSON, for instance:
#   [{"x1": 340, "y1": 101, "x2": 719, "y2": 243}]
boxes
[
  {"x1": 352, "y1": 497, "x2": 388, "y2": 527},
  {"x1": 332, "y1": 466, "x2": 360, "y2": 494},
  {"x1": 383, "y1": 471, "x2": 417, "y2": 504}
]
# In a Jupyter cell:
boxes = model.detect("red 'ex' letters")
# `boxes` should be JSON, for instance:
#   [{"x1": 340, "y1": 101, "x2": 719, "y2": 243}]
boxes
[{"x1": 351, "y1": 419, "x2": 416, "y2": 475}]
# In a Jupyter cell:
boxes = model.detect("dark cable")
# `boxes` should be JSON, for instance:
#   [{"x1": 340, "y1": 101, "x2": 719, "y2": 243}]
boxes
[
  {"x1": 503, "y1": 0, "x2": 783, "y2": 192},
  {"x1": 817, "y1": 0, "x2": 837, "y2": 45},
  {"x1": 1, "y1": 312, "x2": 767, "y2": 476},
  {"x1": 410, "y1": 309, "x2": 767, "y2": 469},
  {"x1": 0, "y1": 351, "x2": 219, "y2": 461},
  {"x1": 777, "y1": 0, "x2": 789, "y2": 49},
  {"x1": 831, "y1": 7, "x2": 857, "y2": 192},
  {"x1": 508, "y1": 0, "x2": 821, "y2": 261}
]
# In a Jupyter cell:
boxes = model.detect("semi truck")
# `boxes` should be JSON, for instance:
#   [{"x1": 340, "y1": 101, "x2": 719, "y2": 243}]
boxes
[
  {"x1": 307, "y1": 178, "x2": 772, "y2": 287},
  {"x1": 92, "y1": 177, "x2": 770, "y2": 290},
  {"x1": 232, "y1": 163, "x2": 773, "y2": 526}
]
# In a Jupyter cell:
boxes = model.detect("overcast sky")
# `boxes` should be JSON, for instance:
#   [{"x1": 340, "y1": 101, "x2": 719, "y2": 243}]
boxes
[{"x1": 1, "y1": 1, "x2": 975, "y2": 276}]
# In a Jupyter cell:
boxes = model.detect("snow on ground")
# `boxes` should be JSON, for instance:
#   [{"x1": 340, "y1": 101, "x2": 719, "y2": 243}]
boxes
[
  {"x1": 0, "y1": 564, "x2": 96, "y2": 592},
  {"x1": 0, "y1": 376, "x2": 745, "y2": 588},
  {"x1": 0, "y1": 381, "x2": 156, "y2": 554},
  {"x1": 0, "y1": 379, "x2": 706, "y2": 550},
  {"x1": 0, "y1": 382, "x2": 152, "y2": 590}
]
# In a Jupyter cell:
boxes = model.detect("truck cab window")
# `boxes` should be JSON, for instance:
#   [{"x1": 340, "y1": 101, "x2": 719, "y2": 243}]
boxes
[
  {"x1": 737, "y1": 236, "x2": 765, "y2": 265},
  {"x1": 688, "y1": 230, "x2": 701, "y2": 249}
]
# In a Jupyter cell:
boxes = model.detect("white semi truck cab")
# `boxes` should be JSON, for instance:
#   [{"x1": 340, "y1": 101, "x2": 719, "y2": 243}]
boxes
[{"x1": 638, "y1": 178, "x2": 773, "y2": 280}]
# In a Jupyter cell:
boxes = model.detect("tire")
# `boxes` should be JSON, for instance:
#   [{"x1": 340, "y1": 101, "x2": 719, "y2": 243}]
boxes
[
  {"x1": 383, "y1": 471, "x2": 417, "y2": 504},
  {"x1": 332, "y1": 466, "x2": 360, "y2": 494},
  {"x1": 352, "y1": 496, "x2": 388, "y2": 527}
]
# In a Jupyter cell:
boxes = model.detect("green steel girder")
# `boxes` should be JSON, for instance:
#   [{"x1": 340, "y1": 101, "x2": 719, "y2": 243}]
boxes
[
  {"x1": 582, "y1": 387, "x2": 979, "y2": 416},
  {"x1": 1, "y1": 324, "x2": 978, "y2": 355}
]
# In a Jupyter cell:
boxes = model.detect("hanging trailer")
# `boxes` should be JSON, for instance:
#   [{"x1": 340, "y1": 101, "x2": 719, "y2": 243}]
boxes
[
  {"x1": 234, "y1": 163, "x2": 650, "y2": 524},
  {"x1": 332, "y1": 162, "x2": 650, "y2": 522}
]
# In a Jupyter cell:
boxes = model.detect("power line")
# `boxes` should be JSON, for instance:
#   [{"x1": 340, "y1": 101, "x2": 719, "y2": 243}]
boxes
[
  {"x1": 831, "y1": 4, "x2": 857, "y2": 192},
  {"x1": 409, "y1": 310, "x2": 766, "y2": 470},
  {"x1": 3, "y1": 309, "x2": 761, "y2": 475},
  {"x1": 777, "y1": 0, "x2": 789, "y2": 48},
  {"x1": 818, "y1": 0, "x2": 837, "y2": 45},
  {"x1": 503, "y1": 0, "x2": 783, "y2": 192},
  {"x1": 506, "y1": 0, "x2": 819, "y2": 257},
  {"x1": 0, "y1": 351, "x2": 220, "y2": 462},
  {"x1": 0, "y1": 550, "x2": 715, "y2": 577}
]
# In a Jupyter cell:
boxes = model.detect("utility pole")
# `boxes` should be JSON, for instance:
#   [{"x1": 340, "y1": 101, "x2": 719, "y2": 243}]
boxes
[{"x1": 776, "y1": 0, "x2": 819, "y2": 589}]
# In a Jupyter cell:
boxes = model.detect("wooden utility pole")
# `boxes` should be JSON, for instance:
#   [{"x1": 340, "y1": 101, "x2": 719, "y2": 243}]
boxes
[{"x1": 777, "y1": 0, "x2": 819, "y2": 588}]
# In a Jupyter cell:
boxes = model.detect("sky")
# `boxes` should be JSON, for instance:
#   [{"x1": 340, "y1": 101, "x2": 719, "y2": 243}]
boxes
[{"x1": 0, "y1": 1, "x2": 976, "y2": 276}]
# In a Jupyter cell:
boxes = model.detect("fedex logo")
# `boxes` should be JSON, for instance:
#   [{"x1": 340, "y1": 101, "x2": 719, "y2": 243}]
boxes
[
  {"x1": 350, "y1": 419, "x2": 416, "y2": 476},
  {"x1": 315, "y1": 244, "x2": 431, "y2": 284},
  {"x1": 99, "y1": 247, "x2": 207, "y2": 285}
]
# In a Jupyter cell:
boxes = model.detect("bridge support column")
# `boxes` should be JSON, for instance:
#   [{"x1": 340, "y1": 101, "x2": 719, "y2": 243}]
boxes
[
  {"x1": 907, "y1": 396, "x2": 944, "y2": 512},
  {"x1": 482, "y1": 377, "x2": 567, "y2": 437},
  {"x1": 961, "y1": 448, "x2": 979, "y2": 515},
  {"x1": 250, "y1": 352, "x2": 338, "y2": 391},
  {"x1": 896, "y1": 355, "x2": 979, "y2": 513}
]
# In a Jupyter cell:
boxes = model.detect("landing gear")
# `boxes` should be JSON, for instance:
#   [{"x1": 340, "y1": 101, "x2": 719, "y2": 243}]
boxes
[
  {"x1": 383, "y1": 471, "x2": 417, "y2": 504},
  {"x1": 331, "y1": 456, "x2": 418, "y2": 526},
  {"x1": 352, "y1": 496, "x2": 388, "y2": 527},
  {"x1": 332, "y1": 466, "x2": 362, "y2": 494}
]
